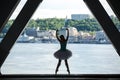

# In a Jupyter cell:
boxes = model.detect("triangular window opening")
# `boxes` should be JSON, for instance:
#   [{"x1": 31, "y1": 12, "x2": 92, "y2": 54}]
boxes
[
  {"x1": 1, "y1": 0, "x2": 120, "y2": 74},
  {"x1": 99, "y1": 0, "x2": 120, "y2": 32},
  {"x1": 0, "y1": 0, "x2": 27, "y2": 43}
]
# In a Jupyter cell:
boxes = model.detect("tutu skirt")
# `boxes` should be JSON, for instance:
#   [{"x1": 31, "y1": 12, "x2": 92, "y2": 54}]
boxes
[{"x1": 54, "y1": 49, "x2": 72, "y2": 60}]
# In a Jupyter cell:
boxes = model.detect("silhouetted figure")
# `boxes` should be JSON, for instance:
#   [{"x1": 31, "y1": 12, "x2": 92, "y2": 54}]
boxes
[{"x1": 54, "y1": 28, "x2": 72, "y2": 74}]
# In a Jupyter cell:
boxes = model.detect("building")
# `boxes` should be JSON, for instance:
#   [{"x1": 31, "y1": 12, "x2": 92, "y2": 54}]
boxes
[
  {"x1": 95, "y1": 31, "x2": 110, "y2": 43},
  {"x1": 25, "y1": 28, "x2": 37, "y2": 37},
  {"x1": 71, "y1": 14, "x2": 90, "y2": 20},
  {"x1": 68, "y1": 27, "x2": 79, "y2": 43}
]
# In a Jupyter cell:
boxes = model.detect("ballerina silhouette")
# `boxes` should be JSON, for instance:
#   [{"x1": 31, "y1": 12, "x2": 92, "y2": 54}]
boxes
[{"x1": 54, "y1": 28, "x2": 72, "y2": 74}]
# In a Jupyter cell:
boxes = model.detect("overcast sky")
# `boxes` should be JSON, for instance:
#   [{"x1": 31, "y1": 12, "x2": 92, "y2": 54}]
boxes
[{"x1": 10, "y1": 0, "x2": 115, "y2": 19}]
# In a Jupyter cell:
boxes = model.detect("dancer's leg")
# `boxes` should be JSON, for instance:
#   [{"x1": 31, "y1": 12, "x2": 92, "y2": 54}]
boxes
[
  {"x1": 65, "y1": 59, "x2": 70, "y2": 74},
  {"x1": 55, "y1": 59, "x2": 61, "y2": 74}
]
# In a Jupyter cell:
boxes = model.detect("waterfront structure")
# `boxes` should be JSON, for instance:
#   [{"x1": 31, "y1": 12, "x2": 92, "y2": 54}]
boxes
[
  {"x1": 79, "y1": 31, "x2": 94, "y2": 40},
  {"x1": 78, "y1": 31, "x2": 96, "y2": 43},
  {"x1": 68, "y1": 27, "x2": 78, "y2": 36},
  {"x1": 17, "y1": 33, "x2": 35, "y2": 43},
  {"x1": 17, "y1": 28, "x2": 112, "y2": 44},
  {"x1": 37, "y1": 30, "x2": 55, "y2": 38},
  {"x1": 68, "y1": 27, "x2": 79, "y2": 43},
  {"x1": 95, "y1": 31, "x2": 110, "y2": 43},
  {"x1": 36, "y1": 30, "x2": 56, "y2": 43},
  {"x1": 71, "y1": 14, "x2": 91, "y2": 20},
  {"x1": 25, "y1": 28, "x2": 37, "y2": 37}
]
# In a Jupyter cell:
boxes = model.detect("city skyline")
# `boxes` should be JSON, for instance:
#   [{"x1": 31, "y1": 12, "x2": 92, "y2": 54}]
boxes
[{"x1": 10, "y1": 0, "x2": 115, "y2": 19}]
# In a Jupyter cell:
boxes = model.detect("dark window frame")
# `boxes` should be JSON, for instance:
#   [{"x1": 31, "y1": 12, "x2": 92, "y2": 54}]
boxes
[{"x1": 0, "y1": 0, "x2": 120, "y2": 79}]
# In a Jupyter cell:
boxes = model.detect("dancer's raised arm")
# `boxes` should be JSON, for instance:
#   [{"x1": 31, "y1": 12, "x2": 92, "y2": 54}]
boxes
[
  {"x1": 66, "y1": 28, "x2": 69, "y2": 41},
  {"x1": 56, "y1": 29, "x2": 60, "y2": 41}
]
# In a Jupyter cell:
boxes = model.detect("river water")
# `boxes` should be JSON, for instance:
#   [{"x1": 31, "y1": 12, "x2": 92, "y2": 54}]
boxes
[{"x1": 1, "y1": 43, "x2": 120, "y2": 74}]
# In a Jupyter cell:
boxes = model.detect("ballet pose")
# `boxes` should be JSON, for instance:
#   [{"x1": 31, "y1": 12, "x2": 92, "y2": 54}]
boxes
[{"x1": 54, "y1": 28, "x2": 72, "y2": 74}]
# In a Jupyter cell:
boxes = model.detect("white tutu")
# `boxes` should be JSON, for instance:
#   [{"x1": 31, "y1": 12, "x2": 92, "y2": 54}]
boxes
[{"x1": 54, "y1": 49, "x2": 72, "y2": 60}]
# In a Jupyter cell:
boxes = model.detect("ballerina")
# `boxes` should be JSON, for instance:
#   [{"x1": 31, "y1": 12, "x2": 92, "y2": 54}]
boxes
[{"x1": 54, "y1": 28, "x2": 72, "y2": 74}]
